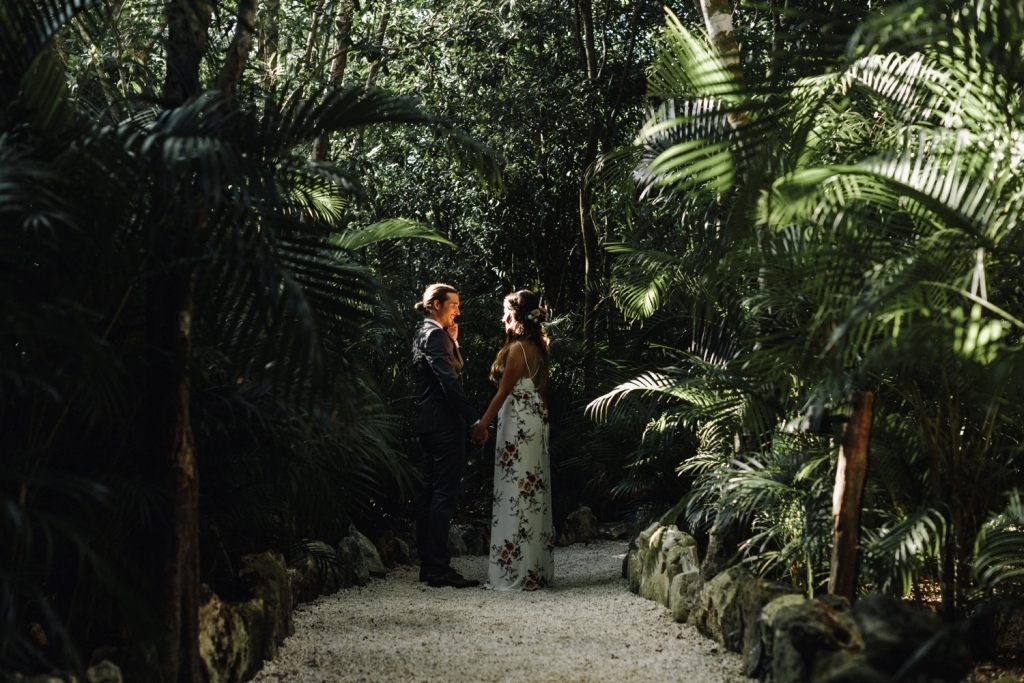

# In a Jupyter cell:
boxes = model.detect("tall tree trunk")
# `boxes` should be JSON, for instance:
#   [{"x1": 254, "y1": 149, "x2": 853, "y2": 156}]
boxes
[
  {"x1": 697, "y1": 0, "x2": 742, "y2": 84},
  {"x1": 696, "y1": 0, "x2": 747, "y2": 128},
  {"x1": 159, "y1": 2, "x2": 208, "y2": 680},
  {"x1": 575, "y1": 0, "x2": 601, "y2": 394},
  {"x1": 218, "y1": 0, "x2": 257, "y2": 94},
  {"x1": 599, "y1": 0, "x2": 645, "y2": 360},
  {"x1": 300, "y1": 0, "x2": 329, "y2": 74},
  {"x1": 828, "y1": 391, "x2": 873, "y2": 604},
  {"x1": 312, "y1": 0, "x2": 355, "y2": 161},
  {"x1": 147, "y1": 266, "x2": 202, "y2": 683},
  {"x1": 165, "y1": 0, "x2": 209, "y2": 107}
]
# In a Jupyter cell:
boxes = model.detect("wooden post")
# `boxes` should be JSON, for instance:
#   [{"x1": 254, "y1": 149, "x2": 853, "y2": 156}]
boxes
[{"x1": 828, "y1": 391, "x2": 873, "y2": 603}]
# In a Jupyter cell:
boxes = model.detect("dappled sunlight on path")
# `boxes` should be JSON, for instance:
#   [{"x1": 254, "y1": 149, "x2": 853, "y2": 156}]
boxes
[{"x1": 254, "y1": 541, "x2": 744, "y2": 683}]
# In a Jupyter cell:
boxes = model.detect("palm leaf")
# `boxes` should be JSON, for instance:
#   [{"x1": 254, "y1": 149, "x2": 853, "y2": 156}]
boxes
[
  {"x1": 332, "y1": 218, "x2": 455, "y2": 250},
  {"x1": 974, "y1": 489, "x2": 1024, "y2": 595}
]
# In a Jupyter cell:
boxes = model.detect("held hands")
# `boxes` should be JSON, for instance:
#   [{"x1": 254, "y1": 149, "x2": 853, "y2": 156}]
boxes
[{"x1": 470, "y1": 421, "x2": 489, "y2": 444}]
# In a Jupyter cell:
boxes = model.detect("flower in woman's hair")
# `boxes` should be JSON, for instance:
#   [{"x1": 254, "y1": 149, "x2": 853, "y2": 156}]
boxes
[{"x1": 526, "y1": 307, "x2": 545, "y2": 323}]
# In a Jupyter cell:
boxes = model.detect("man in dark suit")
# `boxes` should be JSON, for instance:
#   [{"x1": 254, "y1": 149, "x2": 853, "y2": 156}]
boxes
[{"x1": 411, "y1": 283, "x2": 482, "y2": 588}]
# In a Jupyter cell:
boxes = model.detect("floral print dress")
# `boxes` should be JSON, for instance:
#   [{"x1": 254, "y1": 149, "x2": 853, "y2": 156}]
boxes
[{"x1": 485, "y1": 346, "x2": 555, "y2": 591}]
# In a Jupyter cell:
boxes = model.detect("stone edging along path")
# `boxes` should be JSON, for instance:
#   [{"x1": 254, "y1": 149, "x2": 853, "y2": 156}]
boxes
[{"x1": 252, "y1": 541, "x2": 746, "y2": 683}]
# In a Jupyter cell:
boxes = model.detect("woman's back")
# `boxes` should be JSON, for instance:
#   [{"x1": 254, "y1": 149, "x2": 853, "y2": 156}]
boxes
[{"x1": 499, "y1": 340, "x2": 547, "y2": 393}]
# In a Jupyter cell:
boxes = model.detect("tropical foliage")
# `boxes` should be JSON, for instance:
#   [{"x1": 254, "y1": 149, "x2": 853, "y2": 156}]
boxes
[
  {"x1": 4, "y1": 0, "x2": 1024, "y2": 678},
  {"x1": 1, "y1": 0, "x2": 504, "y2": 677},
  {"x1": 593, "y1": 0, "x2": 1024, "y2": 616}
]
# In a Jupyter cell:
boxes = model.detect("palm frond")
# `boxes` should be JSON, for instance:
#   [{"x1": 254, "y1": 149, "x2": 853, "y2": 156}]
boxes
[
  {"x1": 862, "y1": 508, "x2": 947, "y2": 596},
  {"x1": 648, "y1": 8, "x2": 743, "y2": 102},
  {"x1": 0, "y1": 0, "x2": 104, "y2": 101},
  {"x1": 332, "y1": 218, "x2": 455, "y2": 250},
  {"x1": 974, "y1": 489, "x2": 1024, "y2": 596}
]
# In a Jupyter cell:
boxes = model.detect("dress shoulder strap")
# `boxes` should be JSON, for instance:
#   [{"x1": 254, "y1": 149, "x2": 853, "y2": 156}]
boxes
[{"x1": 516, "y1": 341, "x2": 538, "y2": 379}]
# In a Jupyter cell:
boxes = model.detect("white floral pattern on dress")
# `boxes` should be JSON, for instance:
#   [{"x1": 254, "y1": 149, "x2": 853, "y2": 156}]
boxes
[{"x1": 485, "y1": 376, "x2": 555, "y2": 591}]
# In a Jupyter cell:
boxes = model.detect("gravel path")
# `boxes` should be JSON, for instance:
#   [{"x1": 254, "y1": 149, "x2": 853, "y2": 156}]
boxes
[{"x1": 253, "y1": 540, "x2": 744, "y2": 683}]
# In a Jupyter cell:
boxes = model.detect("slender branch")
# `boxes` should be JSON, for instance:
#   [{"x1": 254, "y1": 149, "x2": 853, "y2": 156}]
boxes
[{"x1": 365, "y1": 0, "x2": 392, "y2": 89}]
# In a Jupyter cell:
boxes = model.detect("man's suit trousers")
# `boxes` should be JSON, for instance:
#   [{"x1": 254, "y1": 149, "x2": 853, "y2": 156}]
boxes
[{"x1": 415, "y1": 429, "x2": 466, "y2": 579}]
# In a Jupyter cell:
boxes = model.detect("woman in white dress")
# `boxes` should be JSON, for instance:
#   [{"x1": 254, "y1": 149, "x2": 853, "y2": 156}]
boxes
[{"x1": 471, "y1": 290, "x2": 555, "y2": 590}]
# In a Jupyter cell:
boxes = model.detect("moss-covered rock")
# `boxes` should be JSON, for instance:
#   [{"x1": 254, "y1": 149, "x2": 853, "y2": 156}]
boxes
[{"x1": 626, "y1": 522, "x2": 700, "y2": 613}]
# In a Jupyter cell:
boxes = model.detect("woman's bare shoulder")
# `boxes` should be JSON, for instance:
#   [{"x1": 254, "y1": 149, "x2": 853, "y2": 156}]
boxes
[{"x1": 515, "y1": 339, "x2": 540, "y2": 352}]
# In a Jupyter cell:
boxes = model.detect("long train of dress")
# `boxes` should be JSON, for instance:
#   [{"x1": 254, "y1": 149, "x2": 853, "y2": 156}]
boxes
[{"x1": 485, "y1": 375, "x2": 554, "y2": 591}]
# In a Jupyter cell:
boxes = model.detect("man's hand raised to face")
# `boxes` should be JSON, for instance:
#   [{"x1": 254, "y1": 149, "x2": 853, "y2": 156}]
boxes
[{"x1": 431, "y1": 292, "x2": 461, "y2": 343}]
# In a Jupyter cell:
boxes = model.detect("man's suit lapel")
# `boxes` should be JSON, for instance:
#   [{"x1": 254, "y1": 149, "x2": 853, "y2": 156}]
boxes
[
  {"x1": 451, "y1": 336, "x2": 464, "y2": 371},
  {"x1": 421, "y1": 320, "x2": 463, "y2": 373}
]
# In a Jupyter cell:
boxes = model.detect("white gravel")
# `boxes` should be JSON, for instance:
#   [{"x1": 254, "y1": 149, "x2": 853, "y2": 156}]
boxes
[{"x1": 254, "y1": 540, "x2": 745, "y2": 683}]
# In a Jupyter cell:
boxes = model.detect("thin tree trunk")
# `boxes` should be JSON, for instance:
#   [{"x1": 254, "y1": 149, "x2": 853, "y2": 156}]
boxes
[
  {"x1": 312, "y1": 0, "x2": 355, "y2": 161},
  {"x1": 607, "y1": 0, "x2": 645, "y2": 127},
  {"x1": 697, "y1": 0, "x2": 748, "y2": 129},
  {"x1": 365, "y1": 0, "x2": 392, "y2": 89},
  {"x1": 352, "y1": 0, "x2": 391, "y2": 156},
  {"x1": 575, "y1": 0, "x2": 601, "y2": 394},
  {"x1": 300, "y1": 0, "x2": 329, "y2": 74},
  {"x1": 147, "y1": 268, "x2": 202, "y2": 683},
  {"x1": 600, "y1": 0, "x2": 645, "y2": 357},
  {"x1": 828, "y1": 391, "x2": 873, "y2": 604},
  {"x1": 160, "y1": 1, "x2": 209, "y2": 680}
]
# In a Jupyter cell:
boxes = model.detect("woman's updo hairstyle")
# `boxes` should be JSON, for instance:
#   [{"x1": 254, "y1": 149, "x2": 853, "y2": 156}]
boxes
[
  {"x1": 415, "y1": 283, "x2": 457, "y2": 315},
  {"x1": 491, "y1": 290, "x2": 550, "y2": 386},
  {"x1": 501, "y1": 290, "x2": 549, "y2": 357}
]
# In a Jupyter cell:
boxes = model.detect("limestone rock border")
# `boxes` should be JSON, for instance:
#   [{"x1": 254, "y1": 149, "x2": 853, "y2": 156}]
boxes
[{"x1": 625, "y1": 523, "x2": 972, "y2": 683}]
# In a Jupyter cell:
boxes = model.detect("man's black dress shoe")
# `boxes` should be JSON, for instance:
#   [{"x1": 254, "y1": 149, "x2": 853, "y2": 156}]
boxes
[
  {"x1": 426, "y1": 568, "x2": 480, "y2": 588},
  {"x1": 420, "y1": 566, "x2": 468, "y2": 583}
]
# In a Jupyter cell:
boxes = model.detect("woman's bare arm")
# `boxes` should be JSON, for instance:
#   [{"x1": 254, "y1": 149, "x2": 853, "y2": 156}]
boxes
[{"x1": 471, "y1": 343, "x2": 525, "y2": 442}]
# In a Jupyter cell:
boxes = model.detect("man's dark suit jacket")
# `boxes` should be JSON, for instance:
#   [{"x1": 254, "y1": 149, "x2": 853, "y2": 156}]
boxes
[{"x1": 411, "y1": 320, "x2": 479, "y2": 433}]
